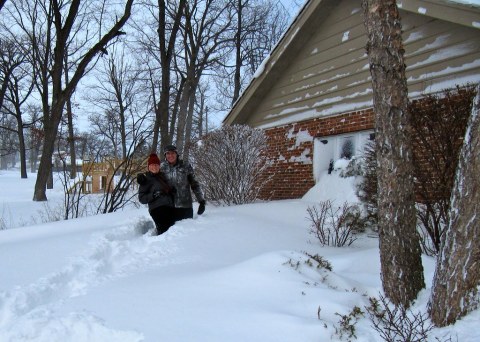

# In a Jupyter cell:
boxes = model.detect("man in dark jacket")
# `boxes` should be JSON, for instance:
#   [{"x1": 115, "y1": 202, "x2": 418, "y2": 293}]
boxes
[
  {"x1": 161, "y1": 145, "x2": 206, "y2": 222},
  {"x1": 137, "y1": 153, "x2": 175, "y2": 235}
]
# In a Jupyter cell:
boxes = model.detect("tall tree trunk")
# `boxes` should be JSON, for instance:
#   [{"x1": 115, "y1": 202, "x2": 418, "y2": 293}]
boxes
[
  {"x1": 29, "y1": 140, "x2": 39, "y2": 173},
  {"x1": 34, "y1": 113, "x2": 59, "y2": 200},
  {"x1": 183, "y1": 82, "x2": 198, "y2": 161},
  {"x1": 232, "y1": 0, "x2": 243, "y2": 105},
  {"x1": 0, "y1": 68, "x2": 11, "y2": 113},
  {"x1": 169, "y1": 76, "x2": 185, "y2": 142},
  {"x1": 429, "y1": 86, "x2": 480, "y2": 326},
  {"x1": 157, "y1": 90, "x2": 170, "y2": 152},
  {"x1": 362, "y1": 0, "x2": 424, "y2": 307},
  {"x1": 175, "y1": 78, "x2": 194, "y2": 155},
  {"x1": 197, "y1": 90, "x2": 206, "y2": 137},
  {"x1": 64, "y1": 54, "x2": 77, "y2": 179},
  {"x1": 66, "y1": 96, "x2": 77, "y2": 179},
  {"x1": 14, "y1": 108, "x2": 27, "y2": 179}
]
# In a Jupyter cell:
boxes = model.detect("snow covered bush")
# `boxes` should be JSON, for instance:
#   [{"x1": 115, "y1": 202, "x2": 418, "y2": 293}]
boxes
[
  {"x1": 356, "y1": 85, "x2": 476, "y2": 244},
  {"x1": 410, "y1": 84, "x2": 476, "y2": 254},
  {"x1": 189, "y1": 125, "x2": 271, "y2": 205},
  {"x1": 307, "y1": 200, "x2": 365, "y2": 247},
  {"x1": 355, "y1": 141, "x2": 378, "y2": 230},
  {"x1": 365, "y1": 295, "x2": 450, "y2": 342},
  {"x1": 339, "y1": 156, "x2": 363, "y2": 178}
]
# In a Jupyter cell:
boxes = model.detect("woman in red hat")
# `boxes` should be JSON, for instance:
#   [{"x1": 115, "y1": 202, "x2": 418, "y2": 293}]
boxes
[{"x1": 137, "y1": 153, "x2": 175, "y2": 235}]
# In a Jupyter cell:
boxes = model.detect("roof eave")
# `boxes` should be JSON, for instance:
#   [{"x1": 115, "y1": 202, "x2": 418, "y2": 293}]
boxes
[{"x1": 223, "y1": 0, "x2": 340, "y2": 126}]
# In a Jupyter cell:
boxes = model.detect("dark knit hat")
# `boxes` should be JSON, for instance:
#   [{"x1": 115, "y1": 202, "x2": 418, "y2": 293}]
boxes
[
  {"x1": 147, "y1": 153, "x2": 160, "y2": 166},
  {"x1": 163, "y1": 145, "x2": 177, "y2": 155}
]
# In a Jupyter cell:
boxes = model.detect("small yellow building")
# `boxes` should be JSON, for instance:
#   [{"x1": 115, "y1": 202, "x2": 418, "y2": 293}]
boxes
[{"x1": 79, "y1": 158, "x2": 147, "y2": 194}]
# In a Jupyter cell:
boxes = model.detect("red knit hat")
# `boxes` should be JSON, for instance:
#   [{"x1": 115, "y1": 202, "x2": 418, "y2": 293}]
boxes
[{"x1": 147, "y1": 153, "x2": 160, "y2": 166}]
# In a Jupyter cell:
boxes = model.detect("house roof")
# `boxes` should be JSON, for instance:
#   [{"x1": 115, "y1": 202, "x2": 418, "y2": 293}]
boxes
[{"x1": 223, "y1": 0, "x2": 480, "y2": 127}]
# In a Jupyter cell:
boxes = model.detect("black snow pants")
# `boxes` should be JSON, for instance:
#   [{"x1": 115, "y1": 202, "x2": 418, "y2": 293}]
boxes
[{"x1": 149, "y1": 205, "x2": 175, "y2": 235}]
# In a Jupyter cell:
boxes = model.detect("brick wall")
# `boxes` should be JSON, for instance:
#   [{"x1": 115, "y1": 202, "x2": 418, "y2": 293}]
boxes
[
  {"x1": 259, "y1": 108, "x2": 375, "y2": 200},
  {"x1": 258, "y1": 89, "x2": 474, "y2": 202},
  {"x1": 409, "y1": 89, "x2": 474, "y2": 203}
]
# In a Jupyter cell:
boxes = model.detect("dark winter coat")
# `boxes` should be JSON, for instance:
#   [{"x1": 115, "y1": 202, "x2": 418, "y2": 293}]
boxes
[
  {"x1": 160, "y1": 159, "x2": 204, "y2": 208},
  {"x1": 137, "y1": 171, "x2": 174, "y2": 212}
]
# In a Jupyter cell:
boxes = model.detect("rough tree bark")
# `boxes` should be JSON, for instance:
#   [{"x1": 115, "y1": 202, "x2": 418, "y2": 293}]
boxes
[
  {"x1": 429, "y1": 86, "x2": 480, "y2": 326},
  {"x1": 232, "y1": 0, "x2": 244, "y2": 105},
  {"x1": 64, "y1": 54, "x2": 76, "y2": 179},
  {"x1": 362, "y1": 0, "x2": 425, "y2": 307}
]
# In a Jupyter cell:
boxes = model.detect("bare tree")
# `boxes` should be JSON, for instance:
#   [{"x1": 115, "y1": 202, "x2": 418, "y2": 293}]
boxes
[
  {"x1": 154, "y1": 0, "x2": 186, "y2": 153},
  {"x1": 89, "y1": 109, "x2": 123, "y2": 159},
  {"x1": 133, "y1": 0, "x2": 186, "y2": 153},
  {"x1": 5, "y1": 0, "x2": 134, "y2": 200},
  {"x1": 0, "y1": 37, "x2": 34, "y2": 178},
  {"x1": 4, "y1": 0, "x2": 55, "y2": 181},
  {"x1": 132, "y1": 0, "x2": 288, "y2": 152},
  {"x1": 362, "y1": 0, "x2": 424, "y2": 307},
  {"x1": 175, "y1": 0, "x2": 233, "y2": 158},
  {"x1": 0, "y1": 114, "x2": 16, "y2": 169},
  {"x1": 3, "y1": 63, "x2": 35, "y2": 178},
  {"x1": 0, "y1": 38, "x2": 24, "y2": 122},
  {"x1": 429, "y1": 85, "x2": 480, "y2": 326},
  {"x1": 86, "y1": 46, "x2": 141, "y2": 159},
  {"x1": 36, "y1": 0, "x2": 133, "y2": 201},
  {"x1": 229, "y1": 0, "x2": 289, "y2": 105}
]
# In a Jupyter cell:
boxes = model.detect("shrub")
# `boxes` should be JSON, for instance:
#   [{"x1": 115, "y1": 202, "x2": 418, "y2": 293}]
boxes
[
  {"x1": 307, "y1": 200, "x2": 365, "y2": 247},
  {"x1": 355, "y1": 141, "x2": 378, "y2": 230},
  {"x1": 304, "y1": 252, "x2": 333, "y2": 271},
  {"x1": 356, "y1": 85, "x2": 477, "y2": 247},
  {"x1": 189, "y1": 125, "x2": 271, "y2": 205},
  {"x1": 339, "y1": 156, "x2": 363, "y2": 178},
  {"x1": 334, "y1": 306, "x2": 365, "y2": 341},
  {"x1": 365, "y1": 295, "x2": 452, "y2": 342},
  {"x1": 410, "y1": 84, "x2": 476, "y2": 254}
]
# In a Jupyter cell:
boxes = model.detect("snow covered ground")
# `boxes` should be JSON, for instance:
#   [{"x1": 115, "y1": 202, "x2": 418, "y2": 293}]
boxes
[{"x1": 0, "y1": 169, "x2": 478, "y2": 341}]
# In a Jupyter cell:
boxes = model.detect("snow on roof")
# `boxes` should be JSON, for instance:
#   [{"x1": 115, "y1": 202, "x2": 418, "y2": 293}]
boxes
[{"x1": 224, "y1": 0, "x2": 480, "y2": 128}]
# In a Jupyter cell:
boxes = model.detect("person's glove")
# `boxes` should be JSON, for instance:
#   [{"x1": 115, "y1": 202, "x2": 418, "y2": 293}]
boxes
[
  {"x1": 197, "y1": 200, "x2": 206, "y2": 215},
  {"x1": 152, "y1": 190, "x2": 162, "y2": 199}
]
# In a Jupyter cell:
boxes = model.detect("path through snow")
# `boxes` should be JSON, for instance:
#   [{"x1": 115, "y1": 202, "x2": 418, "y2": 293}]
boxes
[{"x1": 0, "y1": 216, "x2": 194, "y2": 342}]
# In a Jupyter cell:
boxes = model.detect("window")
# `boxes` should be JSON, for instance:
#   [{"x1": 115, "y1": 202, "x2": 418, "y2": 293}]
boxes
[
  {"x1": 313, "y1": 130, "x2": 374, "y2": 182},
  {"x1": 100, "y1": 176, "x2": 107, "y2": 190},
  {"x1": 339, "y1": 136, "x2": 354, "y2": 159}
]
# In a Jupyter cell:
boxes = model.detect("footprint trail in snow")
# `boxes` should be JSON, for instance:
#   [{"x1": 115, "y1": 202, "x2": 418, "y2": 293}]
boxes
[{"x1": 0, "y1": 217, "x2": 192, "y2": 342}]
